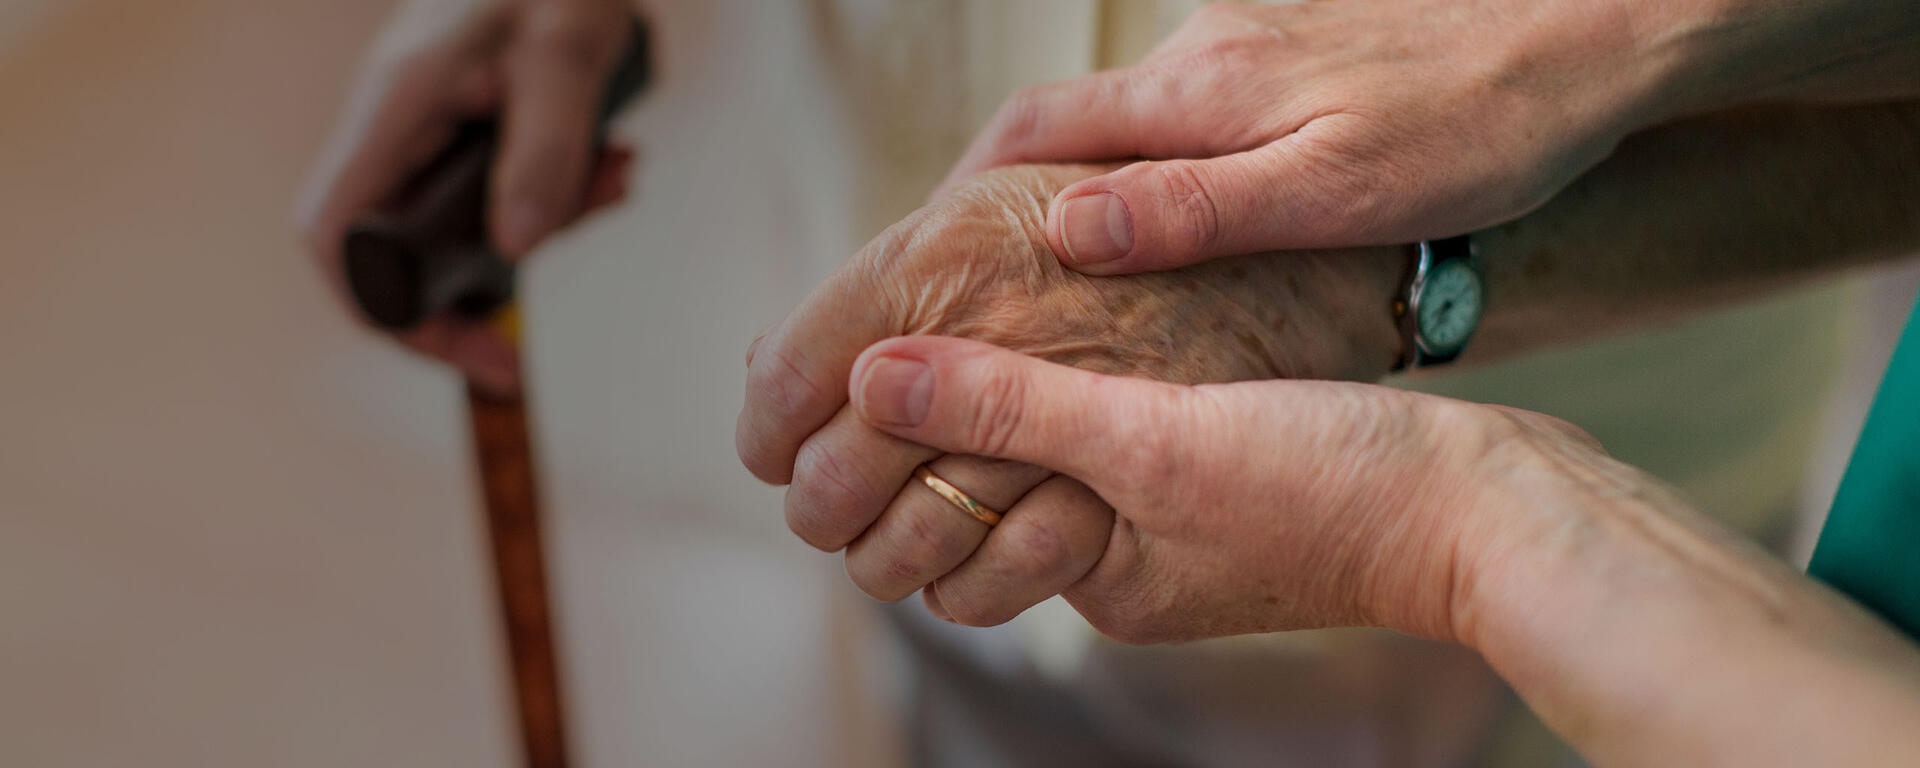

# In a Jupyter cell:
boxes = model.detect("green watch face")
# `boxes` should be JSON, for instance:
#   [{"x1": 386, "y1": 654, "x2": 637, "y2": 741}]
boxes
[{"x1": 1416, "y1": 259, "x2": 1484, "y2": 355}]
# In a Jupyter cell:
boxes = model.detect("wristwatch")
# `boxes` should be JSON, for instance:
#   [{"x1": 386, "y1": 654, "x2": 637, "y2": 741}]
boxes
[{"x1": 1392, "y1": 235, "x2": 1485, "y2": 371}]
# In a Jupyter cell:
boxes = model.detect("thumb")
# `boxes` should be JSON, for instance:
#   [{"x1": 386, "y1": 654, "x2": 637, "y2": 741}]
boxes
[
  {"x1": 1045, "y1": 140, "x2": 1350, "y2": 275},
  {"x1": 848, "y1": 336, "x2": 1174, "y2": 482}
]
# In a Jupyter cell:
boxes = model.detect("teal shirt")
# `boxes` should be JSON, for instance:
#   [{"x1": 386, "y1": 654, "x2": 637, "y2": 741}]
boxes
[{"x1": 1810, "y1": 297, "x2": 1920, "y2": 639}]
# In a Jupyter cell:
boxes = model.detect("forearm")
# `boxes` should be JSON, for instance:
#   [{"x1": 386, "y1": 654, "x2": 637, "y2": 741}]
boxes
[
  {"x1": 1646, "y1": 0, "x2": 1920, "y2": 113},
  {"x1": 1468, "y1": 101, "x2": 1920, "y2": 361},
  {"x1": 1460, "y1": 444, "x2": 1920, "y2": 765}
]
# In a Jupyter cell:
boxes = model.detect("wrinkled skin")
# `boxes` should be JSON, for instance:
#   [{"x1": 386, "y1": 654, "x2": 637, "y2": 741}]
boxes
[
  {"x1": 844, "y1": 334, "x2": 1528, "y2": 642},
  {"x1": 737, "y1": 163, "x2": 1405, "y2": 624},
  {"x1": 846, "y1": 334, "x2": 1920, "y2": 768}
]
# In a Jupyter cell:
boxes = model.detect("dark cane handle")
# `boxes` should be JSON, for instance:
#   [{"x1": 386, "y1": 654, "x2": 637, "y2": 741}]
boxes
[{"x1": 343, "y1": 15, "x2": 653, "y2": 331}]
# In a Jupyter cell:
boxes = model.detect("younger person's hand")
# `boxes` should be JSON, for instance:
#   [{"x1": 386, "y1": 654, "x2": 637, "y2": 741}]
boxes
[
  {"x1": 842, "y1": 334, "x2": 1518, "y2": 638},
  {"x1": 940, "y1": 0, "x2": 1920, "y2": 277},
  {"x1": 845, "y1": 335, "x2": 1920, "y2": 768}
]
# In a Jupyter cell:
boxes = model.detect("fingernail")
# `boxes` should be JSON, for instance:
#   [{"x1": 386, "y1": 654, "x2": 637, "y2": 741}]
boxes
[
  {"x1": 859, "y1": 356, "x2": 932, "y2": 427},
  {"x1": 500, "y1": 199, "x2": 548, "y2": 256},
  {"x1": 1059, "y1": 193, "x2": 1132, "y2": 265}
]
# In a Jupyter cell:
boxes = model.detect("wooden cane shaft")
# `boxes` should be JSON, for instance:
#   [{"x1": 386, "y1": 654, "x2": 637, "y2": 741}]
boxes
[{"x1": 467, "y1": 378, "x2": 570, "y2": 768}]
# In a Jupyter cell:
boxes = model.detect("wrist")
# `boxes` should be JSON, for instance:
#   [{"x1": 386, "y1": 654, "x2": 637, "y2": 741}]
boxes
[
  {"x1": 1445, "y1": 415, "x2": 1920, "y2": 764},
  {"x1": 1331, "y1": 245, "x2": 1413, "y2": 381},
  {"x1": 1434, "y1": 406, "x2": 1668, "y2": 652}
]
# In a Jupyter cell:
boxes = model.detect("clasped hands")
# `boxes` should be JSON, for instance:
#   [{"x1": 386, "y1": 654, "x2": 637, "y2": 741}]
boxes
[{"x1": 736, "y1": 164, "x2": 1596, "y2": 644}]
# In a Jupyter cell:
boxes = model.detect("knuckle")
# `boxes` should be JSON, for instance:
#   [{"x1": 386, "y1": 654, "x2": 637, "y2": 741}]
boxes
[
  {"x1": 999, "y1": 522, "x2": 1073, "y2": 581},
  {"x1": 747, "y1": 344, "x2": 830, "y2": 430},
  {"x1": 962, "y1": 366, "x2": 1027, "y2": 458},
  {"x1": 1164, "y1": 21, "x2": 1267, "y2": 70},
  {"x1": 784, "y1": 447, "x2": 867, "y2": 551},
  {"x1": 1277, "y1": 121, "x2": 1384, "y2": 241},
  {"x1": 1147, "y1": 162, "x2": 1224, "y2": 255},
  {"x1": 1191, "y1": 33, "x2": 1263, "y2": 65},
  {"x1": 984, "y1": 85, "x2": 1050, "y2": 158},
  {"x1": 792, "y1": 440, "x2": 867, "y2": 519}
]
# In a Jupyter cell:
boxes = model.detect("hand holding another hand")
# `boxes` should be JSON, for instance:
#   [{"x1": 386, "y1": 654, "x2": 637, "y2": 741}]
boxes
[
  {"x1": 843, "y1": 334, "x2": 1920, "y2": 768},
  {"x1": 843, "y1": 334, "x2": 1527, "y2": 642},
  {"x1": 737, "y1": 164, "x2": 1406, "y2": 624},
  {"x1": 939, "y1": 0, "x2": 1681, "y2": 274},
  {"x1": 943, "y1": 0, "x2": 1920, "y2": 278}
]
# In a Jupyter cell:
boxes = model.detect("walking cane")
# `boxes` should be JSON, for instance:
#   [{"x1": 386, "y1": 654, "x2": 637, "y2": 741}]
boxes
[{"x1": 337, "y1": 18, "x2": 651, "y2": 767}]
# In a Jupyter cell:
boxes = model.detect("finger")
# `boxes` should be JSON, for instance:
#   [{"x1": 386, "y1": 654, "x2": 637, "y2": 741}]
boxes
[
  {"x1": 736, "y1": 262, "x2": 899, "y2": 485},
  {"x1": 843, "y1": 455, "x2": 1053, "y2": 601},
  {"x1": 927, "y1": 475, "x2": 1113, "y2": 627},
  {"x1": 785, "y1": 406, "x2": 938, "y2": 551},
  {"x1": 848, "y1": 336, "x2": 1180, "y2": 481},
  {"x1": 1043, "y1": 123, "x2": 1371, "y2": 274},
  {"x1": 490, "y1": 4, "x2": 629, "y2": 256},
  {"x1": 934, "y1": 65, "x2": 1239, "y2": 201}
]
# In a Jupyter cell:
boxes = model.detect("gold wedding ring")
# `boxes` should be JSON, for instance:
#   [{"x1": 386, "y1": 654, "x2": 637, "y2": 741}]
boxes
[{"x1": 913, "y1": 465, "x2": 1002, "y2": 527}]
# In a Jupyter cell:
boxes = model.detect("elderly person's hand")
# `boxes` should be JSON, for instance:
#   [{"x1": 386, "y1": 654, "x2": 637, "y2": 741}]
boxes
[
  {"x1": 940, "y1": 0, "x2": 1920, "y2": 275},
  {"x1": 737, "y1": 164, "x2": 1407, "y2": 619},
  {"x1": 847, "y1": 335, "x2": 1920, "y2": 767},
  {"x1": 296, "y1": 0, "x2": 636, "y2": 392}
]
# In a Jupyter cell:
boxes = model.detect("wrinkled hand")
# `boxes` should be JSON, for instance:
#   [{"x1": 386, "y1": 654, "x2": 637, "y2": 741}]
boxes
[
  {"x1": 296, "y1": 0, "x2": 636, "y2": 392},
  {"x1": 839, "y1": 341, "x2": 1920, "y2": 768},
  {"x1": 842, "y1": 334, "x2": 1567, "y2": 642},
  {"x1": 738, "y1": 164, "x2": 1404, "y2": 624},
  {"x1": 939, "y1": 0, "x2": 1692, "y2": 275}
]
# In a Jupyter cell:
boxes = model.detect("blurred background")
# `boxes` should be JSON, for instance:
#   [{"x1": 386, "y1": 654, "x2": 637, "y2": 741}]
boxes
[
  {"x1": 3, "y1": 1, "x2": 1915, "y2": 767},
  {"x1": 1, "y1": 1, "x2": 890, "y2": 765}
]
